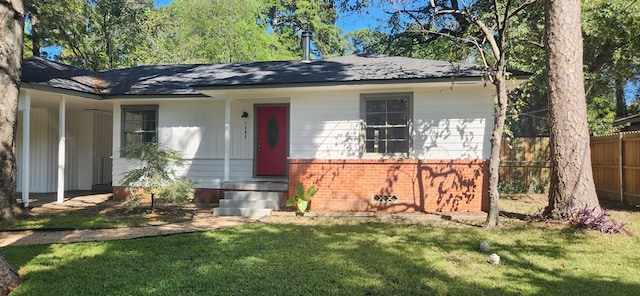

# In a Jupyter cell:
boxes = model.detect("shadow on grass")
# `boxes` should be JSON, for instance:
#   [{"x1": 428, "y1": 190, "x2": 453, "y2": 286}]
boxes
[{"x1": 2, "y1": 222, "x2": 639, "y2": 295}]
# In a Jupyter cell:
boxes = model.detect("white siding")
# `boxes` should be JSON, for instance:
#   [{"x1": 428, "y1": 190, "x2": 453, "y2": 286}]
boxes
[
  {"x1": 112, "y1": 158, "x2": 253, "y2": 187},
  {"x1": 16, "y1": 108, "x2": 57, "y2": 192},
  {"x1": 289, "y1": 86, "x2": 493, "y2": 160},
  {"x1": 413, "y1": 87, "x2": 493, "y2": 159},
  {"x1": 17, "y1": 108, "x2": 105, "y2": 192},
  {"x1": 93, "y1": 113, "x2": 113, "y2": 185},
  {"x1": 111, "y1": 84, "x2": 493, "y2": 187},
  {"x1": 65, "y1": 112, "x2": 94, "y2": 190},
  {"x1": 159, "y1": 100, "x2": 221, "y2": 158},
  {"x1": 112, "y1": 99, "x2": 267, "y2": 187},
  {"x1": 290, "y1": 91, "x2": 361, "y2": 159},
  {"x1": 115, "y1": 100, "x2": 253, "y2": 159}
]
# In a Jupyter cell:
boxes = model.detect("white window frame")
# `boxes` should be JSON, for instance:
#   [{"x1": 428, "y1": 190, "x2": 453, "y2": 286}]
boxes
[{"x1": 360, "y1": 93, "x2": 413, "y2": 158}]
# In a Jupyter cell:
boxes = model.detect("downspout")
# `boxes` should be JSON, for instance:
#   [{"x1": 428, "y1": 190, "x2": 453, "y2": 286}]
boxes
[{"x1": 20, "y1": 93, "x2": 30, "y2": 207}]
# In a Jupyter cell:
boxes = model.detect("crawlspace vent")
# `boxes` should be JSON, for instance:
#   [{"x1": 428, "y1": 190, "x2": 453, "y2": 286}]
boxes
[{"x1": 372, "y1": 194, "x2": 398, "y2": 203}]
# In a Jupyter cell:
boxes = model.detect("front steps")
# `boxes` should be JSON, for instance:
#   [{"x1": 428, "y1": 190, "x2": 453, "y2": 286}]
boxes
[{"x1": 213, "y1": 191, "x2": 283, "y2": 218}]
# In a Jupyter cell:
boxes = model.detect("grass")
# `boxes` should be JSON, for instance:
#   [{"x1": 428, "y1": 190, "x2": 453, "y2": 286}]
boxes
[
  {"x1": 1, "y1": 196, "x2": 639, "y2": 295},
  {"x1": 0, "y1": 203, "x2": 200, "y2": 231}
]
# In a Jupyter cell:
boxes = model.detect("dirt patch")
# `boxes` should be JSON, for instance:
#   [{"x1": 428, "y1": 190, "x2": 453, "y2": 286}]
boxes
[{"x1": 501, "y1": 193, "x2": 548, "y2": 204}]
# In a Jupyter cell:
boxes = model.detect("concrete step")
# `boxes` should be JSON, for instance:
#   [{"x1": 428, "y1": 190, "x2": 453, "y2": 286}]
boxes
[
  {"x1": 219, "y1": 199, "x2": 280, "y2": 210},
  {"x1": 213, "y1": 207, "x2": 272, "y2": 218},
  {"x1": 224, "y1": 191, "x2": 282, "y2": 201},
  {"x1": 222, "y1": 181, "x2": 288, "y2": 191},
  {"x1": 214, "y1": 190, "x2": 283, "y2": 218}
]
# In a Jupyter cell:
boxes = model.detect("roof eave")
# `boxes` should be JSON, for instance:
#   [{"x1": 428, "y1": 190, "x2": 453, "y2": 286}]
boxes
[
  {"x1": 102, "y1": 93, "x2": 211, "y2": 100},
  {"x1": 20, "y1": 82, "x2": 103, "y2": 100},
  {"x1": 190, "y1": 76, "x2": 492, "y2": 91}
]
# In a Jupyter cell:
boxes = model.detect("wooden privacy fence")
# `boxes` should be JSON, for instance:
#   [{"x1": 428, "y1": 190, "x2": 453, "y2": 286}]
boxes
[
  {"x1": 499, "y1": 137, "x2": 550, "y2": 192},
  {"x1": 499, "y1": 134, "x2": 640, "y2": 204},
  {"x1": 591, "y1": 132, "x2": 640, "y2": 205}
]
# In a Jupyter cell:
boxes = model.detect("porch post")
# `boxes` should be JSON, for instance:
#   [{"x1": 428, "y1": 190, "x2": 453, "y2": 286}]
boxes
[
  {"x1": 224, "y1": 98, "x2": 231, "y2": 182},
  {"x1": 20, "y1": 93, "x2": 31, "y2": 207},
  {"x1": 57, "y1": 96, "x2": 66, "y2": 203}
]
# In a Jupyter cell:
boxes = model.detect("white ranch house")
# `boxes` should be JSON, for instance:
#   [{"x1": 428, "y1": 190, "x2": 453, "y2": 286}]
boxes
[{"x1": 17, "y1": 54, "x2": 527, "y2": 215}]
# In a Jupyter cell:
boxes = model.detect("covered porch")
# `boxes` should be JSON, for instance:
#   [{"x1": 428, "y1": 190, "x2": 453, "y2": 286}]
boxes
[{"x1": 17, "y1": 88, "x2": 113, "y2": 207}]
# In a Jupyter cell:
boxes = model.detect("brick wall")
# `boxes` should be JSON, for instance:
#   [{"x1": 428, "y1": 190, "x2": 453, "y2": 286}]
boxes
[{"x1": 288, "y1": 159, "x2": 489, "y2": 213}]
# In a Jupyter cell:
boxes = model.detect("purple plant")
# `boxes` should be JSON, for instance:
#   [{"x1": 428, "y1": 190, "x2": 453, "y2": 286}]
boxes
[{"x1": 570, "y1": 205, "x2": 627, "y2": 234}]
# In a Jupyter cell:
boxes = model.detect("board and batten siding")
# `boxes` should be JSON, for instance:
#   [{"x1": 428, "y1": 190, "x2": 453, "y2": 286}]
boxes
[
  {"x1": 289, "y1": 86, "x2": 493, "y2": 160},
  {"x1": 17, "y1": 108, "x2": 104, "y2": 192},
  {"x1": 112, "y1": 99, "x2": 259, "y2": 186}
]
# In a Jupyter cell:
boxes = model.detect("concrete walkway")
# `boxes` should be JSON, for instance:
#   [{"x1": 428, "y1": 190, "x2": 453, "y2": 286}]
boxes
[{"x1": 1, "y1": 192, "x2": 256, "y2": 247}]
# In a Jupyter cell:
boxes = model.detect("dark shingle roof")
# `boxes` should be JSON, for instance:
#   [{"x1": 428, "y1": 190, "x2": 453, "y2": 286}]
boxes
[
  {"x1": 21, "y1": 57, "x2": 104, "y2": 94},
  {"x1": 21, "y1": 54, "x2": 504, "y2": 97}
]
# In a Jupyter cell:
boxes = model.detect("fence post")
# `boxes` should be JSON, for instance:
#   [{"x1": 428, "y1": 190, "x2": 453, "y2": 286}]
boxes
[{"x1": 618, "y1": 132, "x2": 624, "y2": 204}]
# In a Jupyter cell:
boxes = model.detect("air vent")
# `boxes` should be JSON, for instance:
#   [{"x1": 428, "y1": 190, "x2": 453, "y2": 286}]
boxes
[{"x1": 373, "y1": 194, "x2": 398, "y2": 203}]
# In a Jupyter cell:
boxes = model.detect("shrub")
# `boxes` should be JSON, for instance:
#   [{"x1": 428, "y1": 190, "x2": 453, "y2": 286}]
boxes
[
  {"x1": 121, "y1": 142, "x2": 195, "y2": 211},
  {"x1": 498, "y1": 180, "x2": 528, "y2": 194}
]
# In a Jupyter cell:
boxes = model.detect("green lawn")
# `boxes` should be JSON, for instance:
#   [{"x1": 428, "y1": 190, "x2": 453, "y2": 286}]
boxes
[
  {"x1": 2, "y1": 197, "x2": 639, "y2": 295},
  {"x1": 0, "y1": 205, "x2": 197, "y2": 231}
]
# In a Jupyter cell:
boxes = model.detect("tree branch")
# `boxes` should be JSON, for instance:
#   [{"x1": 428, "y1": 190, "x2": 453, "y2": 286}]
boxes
[
  {"x1": 429, "y1": 1, "x2": 500, "y2": 62},
  {"x1": 508, "y1": 0, "x2": 537, "y2": 19}
]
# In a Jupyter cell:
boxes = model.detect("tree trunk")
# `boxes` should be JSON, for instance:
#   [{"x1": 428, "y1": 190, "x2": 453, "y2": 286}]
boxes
[
  {"x1": 30, "y1": 13, "x2": 40, "y2": 57},
  {"x1": 0, "y1": 0, "x2": 26, "y2": 222},
  {"x1": 615, "y1": 76, "x2": 626, "y2": 118},
  {"x1": 544, "y1": 0, "x2": 601, "y2": 219},
  {"x1": 0, "y1": 255, "x2": 20, "y2": 296},
  {"x1": 486, "y1": 68, "x2": 509, "y2": 227}
]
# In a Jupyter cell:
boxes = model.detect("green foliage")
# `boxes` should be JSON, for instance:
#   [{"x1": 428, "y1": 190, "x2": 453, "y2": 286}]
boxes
[
  {"x1": 152, "y1": 0, "x2": 347, "y2": 64},
  {"x1": 344, "y1": 28, "x2": 388, "y2": 54},
  {"x1": 285, "y1": 182, "x2": 317, "y2": 215},
  {"x1": 156, "y1": 0, "x2": 294, "y2": 64},
  {"x1": 587, "y1": 95, "x2": 619, "y2": 136},
  {"x1": 498, "y1": 180, "x2": 528, "y2": 195},
  {"x1": 24, "y1": 0, "x2": 157, "y2": 70},
  {"x1": 25, "y1": 0, "x2": 352, "y2": 68},
  {"x1": 120, "y1": 142, "x2": 195, "y2": 211},
  {"x1": 24, "y1": 0, "x2": 156, "y2": 70},
  {"x1": 506, "y1": 0, "x2": 640, "y2": 135},
  {"x1": 263, "y1": 0, "x2": 347, "y2": 58}
]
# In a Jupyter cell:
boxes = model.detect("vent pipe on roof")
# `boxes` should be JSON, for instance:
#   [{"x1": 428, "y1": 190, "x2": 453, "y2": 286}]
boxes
[{"x1": 301, "y1": 31, "x2": 312, "y2": 62}]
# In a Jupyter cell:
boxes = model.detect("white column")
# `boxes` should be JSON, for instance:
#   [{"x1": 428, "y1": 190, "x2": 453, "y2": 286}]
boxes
[
  {"x1": 20, "y1": 94, "x2": 31, "y2": 208},
  {"x1": 224, "y1": 99, "x2": 231, "y2": 182},
  {"x1": 57, "y1": 96, "x2": 66, "y2": 203}
]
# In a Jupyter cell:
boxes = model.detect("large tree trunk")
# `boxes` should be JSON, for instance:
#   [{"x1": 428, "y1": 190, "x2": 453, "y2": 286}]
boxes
[
  {"x1": 0, "y1": 0, "x2": 26, "y2": 222},
  {"x1": 0, "y1": 255, "x2": 20, "y2": 296},
  {"x1": 544, "y1": 0, "x2": 601, "y2": 219}
]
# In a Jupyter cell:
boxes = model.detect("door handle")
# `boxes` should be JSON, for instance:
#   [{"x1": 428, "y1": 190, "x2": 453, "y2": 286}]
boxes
[{"x1": 257, "y1": 143, "x2": 262, "y2": 152}]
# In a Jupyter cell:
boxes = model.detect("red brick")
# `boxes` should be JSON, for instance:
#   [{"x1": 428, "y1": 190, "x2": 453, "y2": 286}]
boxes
[{"x1": 289, "y1": 159, "x2": 489, "y2": 213}]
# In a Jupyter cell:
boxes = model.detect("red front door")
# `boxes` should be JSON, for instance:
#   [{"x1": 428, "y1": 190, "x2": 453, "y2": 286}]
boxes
[{"x1": 256, "y1": 106, "x2": 287, "y2": 176}]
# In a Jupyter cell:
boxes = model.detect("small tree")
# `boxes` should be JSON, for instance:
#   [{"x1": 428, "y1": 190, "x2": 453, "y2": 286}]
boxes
[{"x1": 121, "y1": 142, "x2": 195, "y2": 212}]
